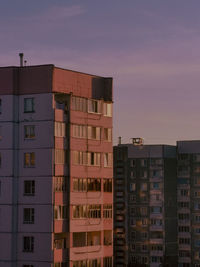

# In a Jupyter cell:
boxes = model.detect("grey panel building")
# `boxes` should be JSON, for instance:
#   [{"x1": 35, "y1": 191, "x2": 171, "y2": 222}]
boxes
[
  {"x1": 177, "y1": 141, "x2": 200, "y2": 267},
  {"x1": 113, "y1": 139, "x2": 177, "y2": 267}
]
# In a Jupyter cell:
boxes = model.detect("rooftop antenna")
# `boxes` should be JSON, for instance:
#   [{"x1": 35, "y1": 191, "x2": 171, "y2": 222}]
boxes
[{"x1": 19, "y1": 53, "x2": 24, "y2": 67}]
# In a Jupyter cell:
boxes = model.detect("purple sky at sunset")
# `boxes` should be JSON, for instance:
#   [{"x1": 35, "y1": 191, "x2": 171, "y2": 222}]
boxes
[{"x1": 1, "y1": 0, "x2": 200, "y2": 144}]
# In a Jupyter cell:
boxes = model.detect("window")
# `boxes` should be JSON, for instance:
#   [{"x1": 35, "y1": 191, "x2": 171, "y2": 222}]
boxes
[
  {"x1": 24, "y1": 125, "x2": 35, "y2": 139},
  {"x1": 24, "y1": 153, "x2": 35, "y2": 167},
  {"x1": 54, "y1": 177, "x2": 66, "y2": 192},
  {"x1": 71, "y1": 96, "x2": 87, "y2": 112},
  {"x1": 55, "y1": 150, "x2": 65, "y2": 164},
  {"x1": 54, "y1": 206, "x2": 68, "y2": 219},
  {"x1": 24, "y1": 180, "x2": 35, "y2": 196},
  {"x1": 178, "y1": 226, "x2": 190, "y2": 232},
  {"x1": 130, "y1": 183, "x2": 136, "y2": 192},
  {"x1": 0, "y1": 99, "x2": 1, "y2": 114},
  {"x1": 151, "y1": 206, "x2": 162, "y2": 213},
  {"x1": 103, "y1": 103, "x2": 112, "y2": 117},
  {"x1": 103, "y1": 179, "x2": 112, "y2": 192},
  {"x1": 24, "y1": 98, "x2": 34, "y2": 113},
  {"x1": 55, "y1": 122, "x2": 65, "y2": 137},
  {"x1": 104, "y1": 230, "x2": 112, "y2": 245},
  {"x1": 151, "y1": 182, "x2": 160, "y2": 190},
  {"x1": 73, "y1": 205, "x2": 87, "y2": 219},
  {"x1": 178, "y1": 202, "x2": 189, "y2": 208},
  {"x1": 178, "y1": 213, "x2": 190, "y2": 220},
  {"x1": 140, "y1": 183, "x2": 147, "y2": 191},
  {"x1": 73, "y1": 151, "x2": 100, "y2": 166},
  {"x1": 103, "y1": 257, "x2": 112, "y2": 267},
  {"x1": 129, "y1": 160, "x2": 136, "y2": 168},
  {"x1": 140, "y1": 170, "x2": 148, "y2": 178},
  {"x1": 54, "y1": 237, "x2": 67, "y2": 249},
  {"x1": 104, "y1": 153, "x2": 112, "y2": 167},
  {"x1": 151, "y1": 169, "x2": 163, "y2": 178},
  {"x1": 88, "y1": 126, "x2": 101, "y2": 140},
  {"x1": 140, "y1": 207, "x2": 148, "y2": 216},
  {"x1": 194, "y1": 202, "x2": 200, "y2": 210},
  {"x1": 54, "y1": 263, "x2": 67, "y2": 267},
  {"x1": 151, "y1": 219, "x2": 162, "y2": 226},
  {"x1": 88, "y1": 99, "x2": 101, "y2": 113},
  {"x1": 179, "y1": 238, "x2": 190, "y2": 244},
  {"x1": 72, "y1": 124, "x2": 87, "y2": 138},
  {"x1": 180, "y1": 189, "x2": 189, "y2": 196},
  {"x1": 151, "y1": 244, "x2": 163, "y2": 251},
  {"x1": 23, "y1": 208, "x2": 34, "y2": 224},
  {"x1": 140, "y1": 159, "x2": 147, "y2": 167},
  {"x1": 194, "y1": 191, "x2": 200, "y2": 197},
  {"x1": 87, "y1": 178, "x2": 101, "y2": 191},
  {"x1": 73, "y1": 259, "x2": 101, "y2": 267},
  {"x1": 104, "y1": 128, "x2": 112, "y2": 142},
  {"x1": 103, "y1": 204, "x2": 112, "y2": 218},
  {"x1": 73, "y1": 231, "x2": 101, "y2": 247},
  {"x1": 73, "y1": 178, "x2": 87, "y2": 192},
  {"x1": 88, "y1": 205, "x2": 101, "y2": 218},
  {"x1": 23, "y1": 236, "x2": 34, "y2": 252}
]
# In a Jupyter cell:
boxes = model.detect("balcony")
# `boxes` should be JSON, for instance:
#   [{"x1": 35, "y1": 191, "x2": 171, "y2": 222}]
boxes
[{"x1": 150, "y1": 225, "x2": 163, "y2": 231}]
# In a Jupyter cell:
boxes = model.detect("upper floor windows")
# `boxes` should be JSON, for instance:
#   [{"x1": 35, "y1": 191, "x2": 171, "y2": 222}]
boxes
[
  {"x1": 73, "y1": 151, "x2": 101, "y2": 166},
  {"x1": 103, "y1": 103, "x2": 112, "y2": 117},
  {"x1": 104, "y1": 153, "x2": 112, "y2": 167},
  {"x1": 88, "y1": 99, "x2": 101, "y2": 113},
  {"x1": 71, "y1": 96, "x2": 112, "y2": 117},
  {"x1": 24, "y1": 153, "x2": 35, "y2": 167},
  {"x1": 24, "y1": 98, "x2": 34, "y2": 113},
  {"x1": 24, "y1": 125, "x2": 35, "y2": 139},
  {"x1": 72, "y1": 124, "x2": 112, "y2": 142}
]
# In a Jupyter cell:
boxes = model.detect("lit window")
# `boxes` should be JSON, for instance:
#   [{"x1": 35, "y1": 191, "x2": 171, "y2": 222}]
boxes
[
  {"x1": 24, "y1": 125, "x2": 35, "y2": 139},
  {"x1": 104, "y1": 128, "x2": 112, "y2": 142},
  {"x1": 88, "y1": 126, "x2": 101, "y2": 140},
  {"x1": 24, "y1": 98, "x2": 34, "y2": 113},
  {"x1": 103, "y1": 103, "x2": 112, "y2": 117},
  {"x1": 23, "y1": 236, "x2": 34, "y2": 252},
  {"x1": 24, "y1": 153, "x2": 35, "y2": 167},
  {"x1": 104, "y1": 153, "x2": 112, "y2": 167}
]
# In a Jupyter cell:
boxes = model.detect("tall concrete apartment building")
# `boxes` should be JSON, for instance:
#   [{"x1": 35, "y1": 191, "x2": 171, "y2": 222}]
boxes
[
  {"x1": 113, "y1": 139, "x2": 177, "y2": 267},
  {"x1": 0, "y1": 63, "x2": 113, "y2": 267},
  {"x1": 177, "y1": 141, "x2": 200, "y2": 267}
]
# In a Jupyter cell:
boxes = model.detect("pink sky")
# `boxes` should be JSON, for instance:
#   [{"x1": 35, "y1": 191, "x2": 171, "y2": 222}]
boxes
[{"x1": 1, "y1": 0, "x2": 200, "y2": 144}]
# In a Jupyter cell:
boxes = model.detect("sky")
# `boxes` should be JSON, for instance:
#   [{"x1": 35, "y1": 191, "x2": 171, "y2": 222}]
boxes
[{"x1": 1, "y1": 0, "x2": 200, "y2": 145}]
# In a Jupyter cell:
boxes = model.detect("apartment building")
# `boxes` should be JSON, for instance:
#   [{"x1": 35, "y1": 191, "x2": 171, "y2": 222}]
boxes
[
  {"x1": 113, "y1": 139, "x2": 177, "y2": 267},
  {"x1": 0, "y1": 63, "x2": 113, "y2": 267},
  {"x1": 177, "y1": 141, "x2": 200, "y2": 267}
]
